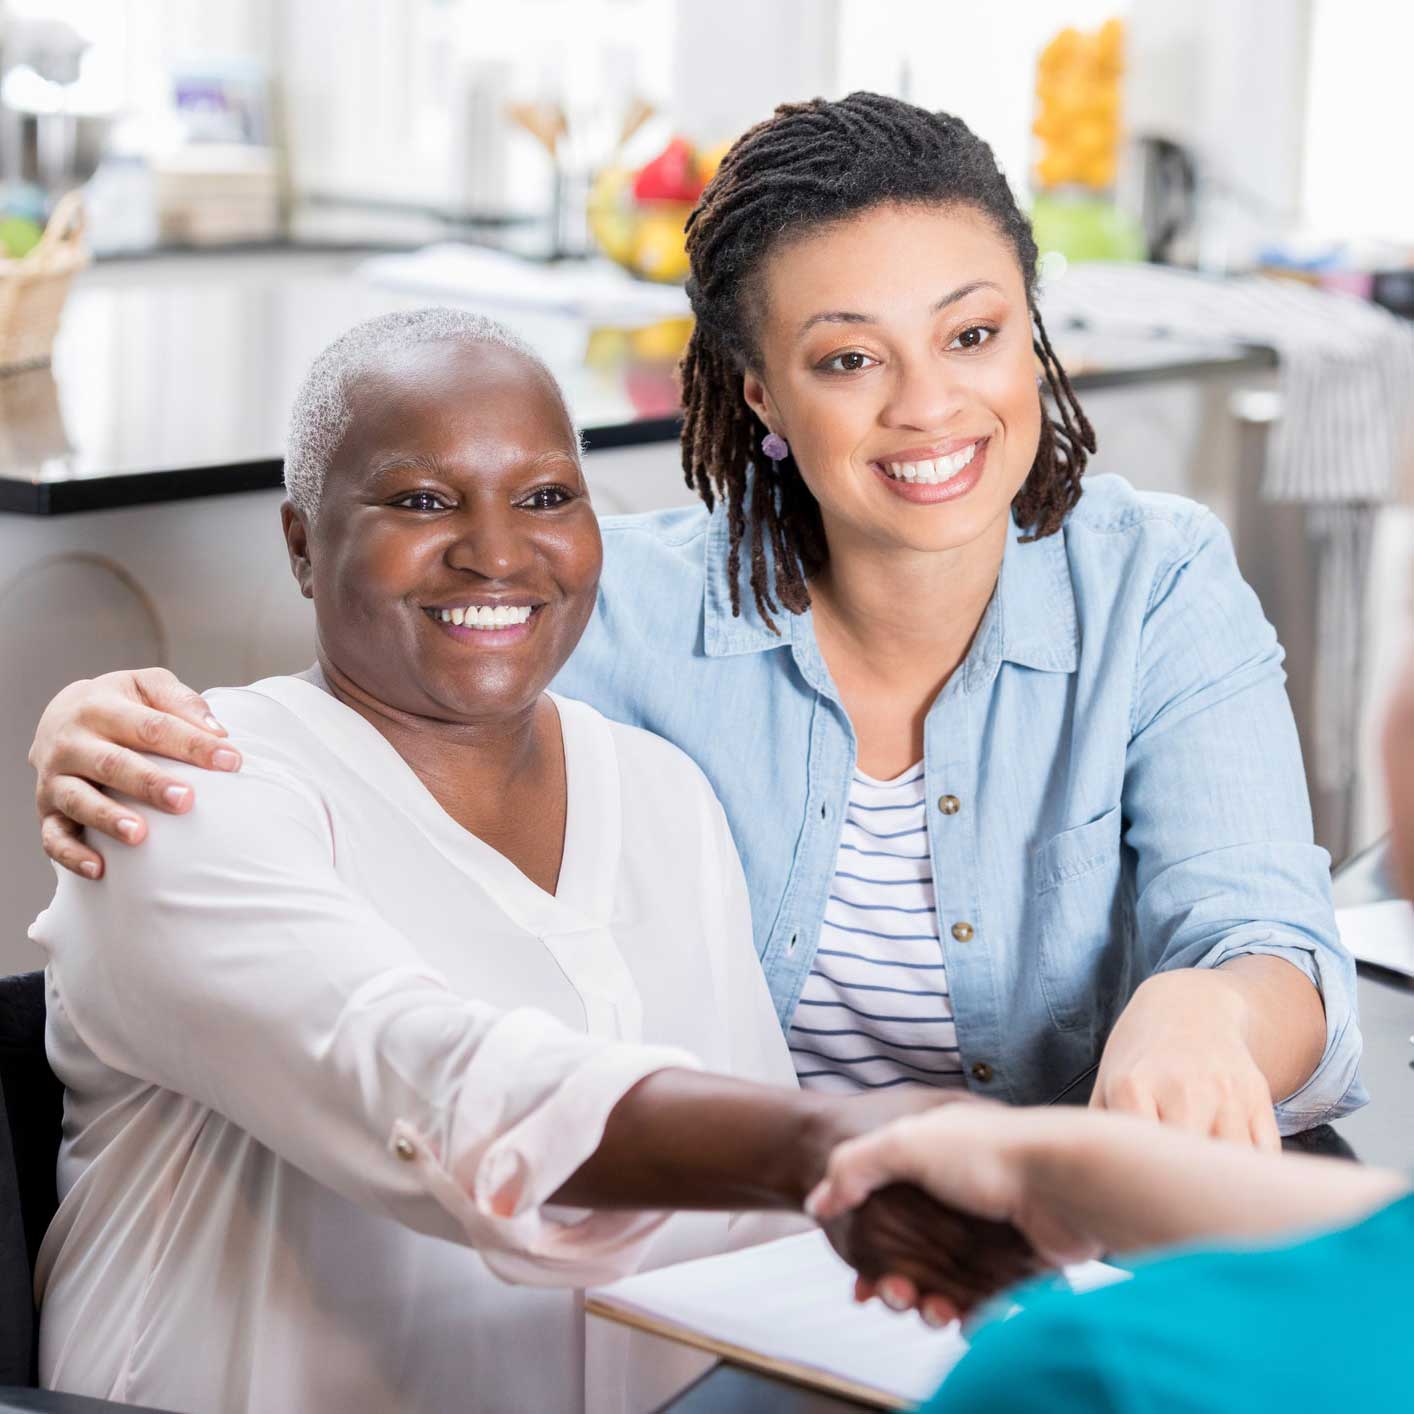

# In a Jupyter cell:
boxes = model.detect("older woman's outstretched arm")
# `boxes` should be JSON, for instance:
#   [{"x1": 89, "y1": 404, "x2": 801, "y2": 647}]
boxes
[{"x1": 33, "y1": 736, "x2": 1037, "y2": 1304}]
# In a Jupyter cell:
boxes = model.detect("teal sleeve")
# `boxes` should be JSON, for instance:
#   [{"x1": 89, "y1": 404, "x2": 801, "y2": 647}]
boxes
[{"x1": 922, "y1": 1302, "x2": 1124, "y2": 1414}]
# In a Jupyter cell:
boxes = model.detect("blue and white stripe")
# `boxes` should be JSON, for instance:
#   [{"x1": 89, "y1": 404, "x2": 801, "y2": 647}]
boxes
[{"x1": 788, "y1": 764, "x2": 964, "y2": 1093}]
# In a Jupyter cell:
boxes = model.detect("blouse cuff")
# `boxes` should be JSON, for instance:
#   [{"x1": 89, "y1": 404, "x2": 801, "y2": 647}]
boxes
[{"x1": 388, "y1": 1012, "x2": 704, "y2": 1286}]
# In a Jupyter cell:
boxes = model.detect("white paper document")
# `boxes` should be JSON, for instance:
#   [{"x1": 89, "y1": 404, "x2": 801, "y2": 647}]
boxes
[
  {"x1": 587, "y1": 1230, "x2": 1126, "y2": 1409},
  {"x1": 1336, "y1": 899, "x2": 1414, "y2": 977}
]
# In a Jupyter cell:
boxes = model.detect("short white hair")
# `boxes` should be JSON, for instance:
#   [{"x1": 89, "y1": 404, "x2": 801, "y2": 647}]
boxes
[{"x1": 283, "y1": 307, "x2": 571, "y2": 520}]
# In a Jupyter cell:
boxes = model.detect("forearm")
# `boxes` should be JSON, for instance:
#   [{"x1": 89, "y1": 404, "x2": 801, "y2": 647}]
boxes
[
  {"x1": 1025, "y1": 1111, "x2": 1407, "y2": 1252},
  {"x1": 553, "y1": 1068, "x2": 839, "y2": 1211},
  {"x1": 1212, "y1": 953, "x2": 1327, "y2": 1100}
]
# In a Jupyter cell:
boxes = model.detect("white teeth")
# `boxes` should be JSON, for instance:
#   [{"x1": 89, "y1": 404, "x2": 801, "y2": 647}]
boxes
[
  {"x1": 433, "y1": 604, "x2": 534, "y2": 631},
  {"x1": 883, "y1": 441, "x2": 978, "y2": 484}
]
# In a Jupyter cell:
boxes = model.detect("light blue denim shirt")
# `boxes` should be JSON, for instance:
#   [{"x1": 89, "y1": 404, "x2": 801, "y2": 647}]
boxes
[{"x1": 553, "y1": 473, "x2": 1365, "y2": 1129}]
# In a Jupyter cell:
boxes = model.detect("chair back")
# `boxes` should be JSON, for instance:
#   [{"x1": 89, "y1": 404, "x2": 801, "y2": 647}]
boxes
[{"x1": 0, "y1": 972, "x2": 64, "y2": 1386}]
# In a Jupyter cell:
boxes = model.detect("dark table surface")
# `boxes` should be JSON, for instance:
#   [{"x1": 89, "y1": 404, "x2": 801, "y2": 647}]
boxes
[
  {"x1": 661, "y1": 838, "x2": 1410, "y2": 1413},
  {"x1": 0, "y1": 248, "x2": 1277, "y2": 515}
]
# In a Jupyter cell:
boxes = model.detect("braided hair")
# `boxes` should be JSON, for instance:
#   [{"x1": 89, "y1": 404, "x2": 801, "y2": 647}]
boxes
[{"x1": 681, "y1": 91, "x2": 1095, "y2": 628}]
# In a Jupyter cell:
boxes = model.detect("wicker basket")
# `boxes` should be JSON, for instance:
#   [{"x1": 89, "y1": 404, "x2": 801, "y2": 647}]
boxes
[{"x1": 0, "y1": 191, "x2": 88, "y2": 374}]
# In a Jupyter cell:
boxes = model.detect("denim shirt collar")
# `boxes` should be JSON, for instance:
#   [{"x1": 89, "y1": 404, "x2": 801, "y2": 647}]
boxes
[{"x1": 701, "y1": 497, "x2": 1079, "y2": 679}]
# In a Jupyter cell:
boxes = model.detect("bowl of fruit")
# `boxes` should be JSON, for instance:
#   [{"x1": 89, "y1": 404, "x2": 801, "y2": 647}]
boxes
[{"x1": 588, "y1": 136, "x2": 731, "y2": 284}]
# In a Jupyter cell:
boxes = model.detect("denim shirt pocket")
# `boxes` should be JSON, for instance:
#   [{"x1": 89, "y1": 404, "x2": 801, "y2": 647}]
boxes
[{"x1": 1029, "y1": 805, "x2": 1123, "y2": 1032}]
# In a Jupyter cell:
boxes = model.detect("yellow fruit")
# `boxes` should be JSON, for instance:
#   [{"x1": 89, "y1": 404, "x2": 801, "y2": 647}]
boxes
[
  {"x1": 697, "y1": 140, "x2": 733, "y2": 185},
  {"x1": 1040, "y1": 27, "x2": 1082, "y2": 70},
  {"x1": 632, "y1": 210, "x2": 691, "y2": 283},
  {"x1": 629, "y1": 315, "x2": 695, "y2": 361},
  {"x1": 585, "y1": 326, "x2": 631, "y2": 367},
  {"x1": 586, "y1": 166, "x2": 636, "y2": 266},
  {"x1": 1079, "y1": 153, "x2": 1117, "y2": 189},
  {"x1": 1071, "y1": 117, "x2": 1114, "y2": 157},
  {"x1": 1036, "y1": 151, "x2": 1076, "y2": 188}
]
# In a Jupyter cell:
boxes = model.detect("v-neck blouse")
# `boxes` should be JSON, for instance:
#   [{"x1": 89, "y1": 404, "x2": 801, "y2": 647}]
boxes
[{"x1": 32, "y1": 677, "x2": 795, "y2": 1414}]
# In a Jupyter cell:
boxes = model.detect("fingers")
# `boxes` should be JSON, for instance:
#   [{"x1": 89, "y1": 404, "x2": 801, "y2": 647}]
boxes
[
  {"x1": 1098, "y1": 1067, "x2": 1279, "y2": 1151},
  {"x1": 86, "y1": 696, "x2": 239, "y2": 776},
  {"x1": 876, "y1": 1275, "x2": 918, "y2": 1313},
  {"x1": 40, "y1": 811, "x2": 105, "y2": 879},
  {"x1": 41, "y1": 773, "x2": 148, "y2": 847},
  {"x1": 827, "y1": 1182, "x2": 1045, "y2": 1324},
  {"x1": 919, "y1": 1294, "x2": 959, "y2": 1329},
  {"x1": 1212, "y1": 1100, "x2": 1253, "y2": 1147},
  {"x1": 1250, "y1": 1101, "x2": 1282, "y2": 1154},
  {"x1": 807, "y1": 1122, "x2": 924, "y2": 1221},
  {"x1": 1091, "y1": 1074, "x2": 1160, "y2": 1125},
  {"x1": 132, "y1": 667, "x2": 228, "y2": 737}
]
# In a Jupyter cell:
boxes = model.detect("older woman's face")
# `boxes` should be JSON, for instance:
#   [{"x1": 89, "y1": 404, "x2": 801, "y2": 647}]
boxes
[
  {"x1": 742, "y1": 202, "x2": 1041, "y2": 560},
  {"x1": 288, "y1": 340, "x2": 601, "y2": 724}
]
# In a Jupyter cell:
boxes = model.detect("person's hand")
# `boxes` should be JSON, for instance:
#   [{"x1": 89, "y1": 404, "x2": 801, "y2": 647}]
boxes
[
  {"x1": 29, "y1": 668, "x2": 241, "y2": 879},
  {"x1": 819, "y1": 1178, "x2": 1045, "y2": 1328},
  {"x1": 809, "y1": 1105, "x2": 1100, "y2": 1326},
  {"x1": 1090, "y1": 968, "x2": 1280, "y2": 1151},
  {"x1": 805, "y1": 1089, "x2": 1051, "y2": 1326}
]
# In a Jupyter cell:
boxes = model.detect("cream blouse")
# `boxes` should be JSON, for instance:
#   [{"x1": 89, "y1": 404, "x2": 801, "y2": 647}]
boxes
[{"x1": 31, "y1": 677, "x2": 796, "y2": 1414}]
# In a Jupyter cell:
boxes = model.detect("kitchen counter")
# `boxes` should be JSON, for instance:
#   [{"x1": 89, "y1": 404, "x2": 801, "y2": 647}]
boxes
[{"x1": 0, "y1": 248, "x2": 1275, "y2": 515}]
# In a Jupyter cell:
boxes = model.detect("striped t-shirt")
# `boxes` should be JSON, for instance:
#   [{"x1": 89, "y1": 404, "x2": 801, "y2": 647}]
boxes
[{"x1": 787, "y1": 763, "x2": 965, "y2": 1093}]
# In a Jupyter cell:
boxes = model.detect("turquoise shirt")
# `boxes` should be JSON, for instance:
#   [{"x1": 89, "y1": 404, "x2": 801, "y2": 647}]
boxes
[
  {"x1": 553, "y1": 474, "x2": 1365, "y2": 1125},
  {"x1": 925, "y1": 1191, "x2": 1414, "y2": 1413}
]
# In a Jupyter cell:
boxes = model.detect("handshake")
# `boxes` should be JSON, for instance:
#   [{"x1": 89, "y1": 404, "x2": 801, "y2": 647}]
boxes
[{"x1": 804, "y1": 1091, "x2": 1057, "y2": 1327}]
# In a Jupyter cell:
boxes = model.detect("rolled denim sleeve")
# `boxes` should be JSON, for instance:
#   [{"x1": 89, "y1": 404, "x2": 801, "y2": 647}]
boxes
[{"x1": 1122, "y1": 509, "x2": 1366, "y2": 1131}]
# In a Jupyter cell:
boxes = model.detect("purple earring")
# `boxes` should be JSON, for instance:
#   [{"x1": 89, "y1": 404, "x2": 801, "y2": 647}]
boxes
[{"x1": 762, "y1": 431, "x2": 789, "y2": 464}]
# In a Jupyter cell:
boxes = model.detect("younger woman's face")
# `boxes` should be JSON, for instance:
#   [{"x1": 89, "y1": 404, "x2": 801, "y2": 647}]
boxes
[{"x1": 743, "y1": 201, "x2": 1041, "y2": 562}]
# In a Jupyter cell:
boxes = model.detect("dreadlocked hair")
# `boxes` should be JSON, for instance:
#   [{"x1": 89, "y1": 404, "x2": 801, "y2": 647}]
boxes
[{"x1": 680, "y1": 91, "x2": 1096, "y2": 630}]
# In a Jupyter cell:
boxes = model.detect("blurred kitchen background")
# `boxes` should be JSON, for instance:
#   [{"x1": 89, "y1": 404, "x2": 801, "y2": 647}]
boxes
[{"x1": 0, "y1": 0, "x2": 1412, "y2": 969}]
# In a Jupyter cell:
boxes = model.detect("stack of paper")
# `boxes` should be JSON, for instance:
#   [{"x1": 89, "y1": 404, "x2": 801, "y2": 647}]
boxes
[
  {"x1": 587, "y1": 1230, "x2": 1125, "y2": 1409},
  {"x1": 1336, "y1": 900, "x2": 1414, "y2": 977}
]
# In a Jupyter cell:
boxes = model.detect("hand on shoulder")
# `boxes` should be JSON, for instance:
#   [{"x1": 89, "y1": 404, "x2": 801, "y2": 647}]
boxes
[{"x1": 30, "y1": 667, "x2": 242, "y2": 878}]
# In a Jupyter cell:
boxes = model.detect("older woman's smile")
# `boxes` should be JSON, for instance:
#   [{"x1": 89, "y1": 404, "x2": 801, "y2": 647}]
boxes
[{"x1": 424, "y1": 600, "x2": 542, "y2": 641}]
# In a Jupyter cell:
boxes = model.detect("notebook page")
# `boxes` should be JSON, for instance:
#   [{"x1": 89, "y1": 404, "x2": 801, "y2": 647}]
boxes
[
  {"x1": 1337, "y1": 900, "x2": 1414, "y2": 977},
  {"x1": 587, "y1": 1230, "x2": 1126, "y2": 1409}
]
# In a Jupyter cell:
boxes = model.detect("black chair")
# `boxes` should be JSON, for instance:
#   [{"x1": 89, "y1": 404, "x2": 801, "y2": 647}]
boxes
[{"x1": 0, "y1": 972, "x2": 176, "y2": 1414}]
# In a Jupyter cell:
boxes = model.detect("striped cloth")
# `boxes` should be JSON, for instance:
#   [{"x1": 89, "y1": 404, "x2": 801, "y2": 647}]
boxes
[
  {"x1": 787, "y1": 764, "x2": 965, "y2": 1093},
  {"x1": 1039, "y1": 262, "x2": 1414, "y2": 503}
]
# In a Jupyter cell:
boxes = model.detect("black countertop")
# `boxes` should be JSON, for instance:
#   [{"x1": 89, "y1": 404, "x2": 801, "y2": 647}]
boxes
[{"x1": 0, "y1": 249, "x2": 1277, "y2": 516}]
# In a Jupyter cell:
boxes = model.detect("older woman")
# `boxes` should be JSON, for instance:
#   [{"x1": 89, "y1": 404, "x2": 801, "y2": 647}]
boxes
[
  {"x1": 30, "y1": 310, "x2": 1032, "y2": 1414},
  {"x1": 31, "y1": 94, "x2": 1361, "y2": 1143}
]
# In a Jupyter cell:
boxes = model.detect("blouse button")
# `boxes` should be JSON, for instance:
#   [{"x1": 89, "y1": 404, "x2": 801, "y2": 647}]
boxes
[
  {"x1": 937, "y1": 794, "x2": 961, "y2": 816},
  {"x1": 393, "y1": 1137, "x2": 417, "y2": 1162},
  {"x1": 970, "y1": 1061, "x2": 994, "y2": 1083},
  {"x1": 950, "y1": 921, "x2": 974, "y2": 943}
]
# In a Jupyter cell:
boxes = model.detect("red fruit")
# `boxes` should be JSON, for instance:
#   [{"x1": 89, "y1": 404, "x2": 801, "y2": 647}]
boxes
[{"x1": 632, "y1": 137, "x2": 703, "y2": 204}]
